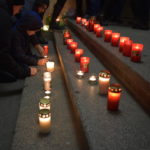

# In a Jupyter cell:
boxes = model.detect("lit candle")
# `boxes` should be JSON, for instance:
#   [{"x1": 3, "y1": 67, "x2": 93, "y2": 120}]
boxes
[
  {"x1": 122, "y1": 40, "x2": 133, "y2": 56},
  {"x1": 43, "y1": 45, "x2": 49, "y2": 57},
  {"x1": 75, "y1": 49, "x2": 84, "y2": 62},
  {"x1": 88, "y1": 75, "x2": 97, "y2": 85},
  {"x1": 45, "y1": 90, "x2": 51, "y2": 96},
  {"x1": 99, "y1": 70, "x2": 111, "y2": 95},
  {"x1": 107, "y1": 83, "x2": 122, "y2": 111},
  {"x1": 39, "y1": 98, "x2": 50, "y2": 110},
  {"x1": 88, "y1": 17, "x2": 96, "y2": 31},
  {"x1": 119, "y1": 37, "x2": 130, "y2": 52},
  {"x1": 111, "y1": 33, "x2": 120, "y2": 46},
  {"x1": 43, "y1": 77, "x2": 51, "y2": 91},
  {"x1": 76, "y1": 17, "x2": 82, "y2": 24},
  {"x1": 131, "y1": 43, "x2": 144, "y2": 62},
  {"x1": 80, "y1": 57, "x2": 90, "y2": 73},
  {"x1": 63, "y1": 30, "x2": 71, "y2": 38},
  {"x1": 69, "y1": 42, "x2": 78, "y2": 53},
  {"x1": 76, "y1": 70, "x2": 84, "y2": 79},
  {"x1": 46, "y1": 61, "x2": 55, "y2": 72},
  {"x1": 39, "y1": 109, "x2": 51, "y2": 133},
  {"x1": 94, "y1": 24, "x2": 100, "y2": 33},
  {"x1": 81, "y1": 18, "x2": 87, "y2": 26},
  {"x1": 96, "y1": 26, "x2": 104, "y2": 37},
  {"x1": 85, "y1": 21, "x2": 89, "y2": 30},
  {"x1": 43, "y1": 72, "x2": 51, "y2": 79},
  {"x1": 42, "y1": 25, "x2": 49, "y2": 31},
  {"x1": 104, "y1": 30, "x2": 112, "y2": 42},
  {"x1": 66, "y1": 39, "x2": 74, "y2": 49}
]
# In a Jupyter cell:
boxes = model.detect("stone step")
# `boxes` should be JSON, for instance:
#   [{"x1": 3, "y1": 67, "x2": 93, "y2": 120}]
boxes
[
  {"x1": 67, "y1": 19, "x2": 150, "y2": 114},
  {"x1": 53, "y1": 31, "x2": 150, "y2": 150}
]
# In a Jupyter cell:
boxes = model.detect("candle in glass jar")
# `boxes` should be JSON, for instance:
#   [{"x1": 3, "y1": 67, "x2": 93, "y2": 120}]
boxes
[
  {"x1": 81, "y1": 18, "x2": 87, "y2": 26},
  {"x1": 80, "y1": 57, "x2": 90, "y2": 73},
  {"x1": 39, "y1": 98, "x2": 50, "y2": 110},
  {"x1": 43, "y1": 72, "x2": 51, "y2": 79},
  {"x1": 46, "y1": 61, "x2": 55, "y2": 72},
  {"x1": 85, "y1": 21, "x2": 89, "y2": 30},
  {"x1": 76, "y1": 70, "x2": 84, "y2": 79},
  {"x1": 96, "y1": 26, "x2": 104, "y2": 37},
  {"x1": 76, "y1": 17, "x2": 82, "y2": 24},
  {"x1": 69, "y1": 42, "x2": 78, "y2": 53},
  {"x1": 43, "y1": 25, "x2": 49, "y2": 31},
  {"x1": 66, "y1": 39, "x2": 74, "y2": 49},
  {"x1": 94, "y1": 24, "x2": 100, "y2": 33},
  {"x1": 131, "y1": 43, "x2": 144, "y2": 62},
  {"x1": 75, "y1": 49, "x2": 84, "y2": 62},
  {"x1": 107, "y1": 83, "x2": 122, "y2": 111},
  {"x1": 119, "y1": 37, "x2": 130, "y2": 52},
  {"x1": 111, "y1": 33, "x2": 120, "y2": 46},
  {"x1": 104, "y1": 30, "x2": 112, "y2": 42},
  {"x1": 99, "y1": 70, "x2": 111, "y2": 95},
  {"x1": 88, "y1": 75, "x2": 97, "y2": 85},
  {"x1": 43, "y1": 45, "x2": 49, "y2": 57},
  {"x1": 39, "y1": 109, "x2": 51, "y2": 133},
  {"x1": 122, "y1": 40, "x2": 133, "y2": 56},
  {"x1": 43, "y1": 78, "x2": 51, "y2": 91}
]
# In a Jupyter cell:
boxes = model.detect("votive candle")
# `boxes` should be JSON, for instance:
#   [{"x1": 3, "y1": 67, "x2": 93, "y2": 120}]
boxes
[
  {"x1": 111, "y1": 33, "x2": 120, "y2": 46},
  {"x1": 46, "y1": 61, "x2": 55, "y2": 72},
  {"x1": 96, "y1": 26, "x2": 104, "y2": 37},
  {"x1": 123, "y1": 40, "x2": 133, "y2": 56},
  {"x1": 104, "y1": 30, "x2": 112, "y2": 42},
  {"x1": 75, "y1": 49, "x2": 84, "y2": 62},
  {"x1": 76, "y1": 17, "x2": 82, "y2": 24},
  {"x1": 119, "y1": 37, "x2": 130, "y2": 52},
  {"x1": 69, "y1": 42, "x2": 78, "y2": 53},
  {"x1": 80, "y1": 57, "x2": 90, "y2": 73}
]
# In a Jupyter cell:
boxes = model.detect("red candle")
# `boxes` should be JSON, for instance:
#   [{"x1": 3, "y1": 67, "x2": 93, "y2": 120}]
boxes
[
  {"x1": 88, "y1": 20, "x2": 95, "y2": 32},
  {"x1": 96, "y1": 26, "x2": 104, "y2": 37},
  {"x1": 122, "y1": 40, "x2": 133, "y2": 56},
  {"x1": 75, "y1": 49, "x2": 84, "y2": 62},
  {"x1": 81, "y1": 18, "x2": 87, "y2": 26},
  {"x1": 80, "y1": 57, "x2": 90, "y2": 73},
  {"x1": 131, "y1": 43, "x2": 144, "y2": 62},
  {"x1": 66, "y1": 39, "x2": 74, "y2": 49},
  {"x1": 76, "y1": 17, "x2": 82, "y2": 24},
  {"x1": 69, "y1": 42, "x2": 78, "y2": 53},
  {"x1": 107, "y1": 84, "x2": 122, "y2": 111},
  {"x1": 64, "y1": 33, "x2": 71, "y2": 38},
  {"x1": 85, "y1": 21, "x2": 89, "y2": 30},
  {"x1": 104, "y1": 30, "x2": 112, "y2": 42},
  {"x1": 119, "y1": 37, "x2": 130, "y2": 52},
  {"x1": 94, "y1": 24, "x2": 100, "y2": 33},
  {"x1": 43, "y1": 45, "x2": 49, "y2": 56},
  {"x1": 111, "y1": 33, "x2": 120, "y2": 46}
]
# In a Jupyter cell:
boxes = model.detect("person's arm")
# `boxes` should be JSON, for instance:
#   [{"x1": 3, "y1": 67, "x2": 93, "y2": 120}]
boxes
[{"x1": 34, "y1": 44, "x2": 45, "y2": 57}]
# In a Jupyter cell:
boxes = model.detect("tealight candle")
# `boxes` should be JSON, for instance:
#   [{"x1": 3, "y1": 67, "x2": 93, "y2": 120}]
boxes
[
  {"x1": 88, "y1": 75, "x2": 97, "y2": 85},
  {"x1": 80, "y1": 57, "x2": 90, "y2": 73},
  {"x1": 119, "y1": 37, "x2": 130, "y2": 52},
  {"x1": 123, "y1": 40, "x2": 133, "y2": 56},
  {"x1": 99, "y1": 70, "x2": 111, "y2": 95},
  {"x1": 76, "y1": 70, "x2": 84, "y2": 79},
  {"x1": 39, "y1": 109, "x2": 51, "y2": 133},
  {"x1": 39, "y1": 98, "x2": 50, "y2": 110},
  {"x1": 104, "y1": 30, "x2": 112, "y2": 42},
  {"x1": 46, "y1": 61, "x2": 55, "y2": 72},
  {"x1": 111, "y1": 33, "x2": 120, "y2": 46},
  {"x1": 107, "y1": 83, "x2": 122, "y2": 111},
  {"x1": 45, "y1": 90, "x2": 51, "y2": 95},
  {"x1": 75, "y1": 49, "x2": 84, "y2": 62},
  {"x1": 76, "y1": 17, "x2": 82, "y2": 24},
  {"x1": 131, "y1": 43, "x2": 144, "y2": 62},
  {"x1": 96, "y1": 26, "x2": 104, "y2": 37},
  {"x1": 69, "y1": 42, "x2": 78, "y2": 53}
]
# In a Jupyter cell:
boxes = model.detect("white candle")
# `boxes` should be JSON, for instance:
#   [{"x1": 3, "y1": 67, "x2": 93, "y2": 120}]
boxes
[
  {"x1": 43, "y1": 72, "x2": 51, "y2": 79},
  {"x1": 43, "y1": 25, "x2": 49, "y2": 31},
  {"x1": 44, "y1": 78, "x2": 51, "y2": 91},
  {"x1": 99, "y1": 70, "x2": 111, "y2": 95},
  {"x1": 46, "y1": 61, "x2": 55, "y2": 72},
  {"x1": 39, "y1": 109, "x2": 51, "y2": 133},
  {"x1": 89, "y1": 75, "x2": 97, "y2": 85},
  {"x1": 76, "y1": 70, "x2": 84, "y2": 79},
  {"x1": 39, "y1": 98, "x2": 50, "y2": 110},
  {"x1": 45, "y1": 90, "x2": 51, "y2": 95}
]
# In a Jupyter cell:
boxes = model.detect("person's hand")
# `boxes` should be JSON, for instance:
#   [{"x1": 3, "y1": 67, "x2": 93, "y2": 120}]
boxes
[
  {"x1": 30, "y1": 67, "x2": 38, "y2": 76},
  {"x1": 37, "y1": 58, "x2": 48, "y2": 66}
]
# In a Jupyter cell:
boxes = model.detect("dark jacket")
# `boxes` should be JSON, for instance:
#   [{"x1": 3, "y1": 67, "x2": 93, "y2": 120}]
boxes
[
  {"x1": 0, "y1": 0, "x2": 30, "y2": 79},
  {"x1": 11, "y1": 11, "x2": 43, "y2": 66}
]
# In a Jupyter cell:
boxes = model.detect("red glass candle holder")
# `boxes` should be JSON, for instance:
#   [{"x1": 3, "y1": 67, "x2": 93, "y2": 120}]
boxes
[
  {"x1": 96, "y1": 26, "x2": 104, "y2": 37},
  {"x1": 66, "y1": 39, "x2": 74, "y2": 49},
  {"x1": 43, "y1": 45, "x2": 49, "y2": 56},
  {"x1": 69, "y1": 42, "x2": 78, "y2": 53},
  {"x1": 75, "y1": 49, "x2": 84, "y2": 62},
  {"x1": 104, "y1": 30, "x2": 112, "y2": 42},
  {"x1": 119, "y1": 37, "x2": 130, "y2": 52},
  {"x1": 94, "y1": 24, "x2": 100, "y2": 33},
  {"x1": 131, "y1": 43, "x2": 144, "y2": 62},
  {"x1": 81, "y1": 18, "x2": 87, "y2": 26},
  {"x1": 122, "y1": 40, "x2": 133, "y2": 56},
  {"x1": 80, "y1": 57, "x2": 90, "y2": 73},
  {"x1": 107, "y1": 83, "x2": 122, "y2": 111},
  {"x1": 76, "y1": 17, "x2": 82, "y2": 24},
  {"x1": 85, "y1": 21, "x2": 89, "y2": 30},
  {"x1": 111, "y1": 33, "x2": 120, "y2": 46}
]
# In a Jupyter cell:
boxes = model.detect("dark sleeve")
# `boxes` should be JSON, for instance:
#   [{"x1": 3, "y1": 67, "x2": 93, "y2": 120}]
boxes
[
  {"x1": 11, "y1": 31, "x2": 39, "y2": 66},
  {"x1": 30, "y1": 34, "x2": 40, "y2": 45}
]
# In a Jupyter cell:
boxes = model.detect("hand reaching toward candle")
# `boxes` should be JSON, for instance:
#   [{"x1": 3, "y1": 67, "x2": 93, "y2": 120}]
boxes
[
  {"x1": 30, "y1": 67, "x2": 38, "y2": 76},
  {"x1": 38, "y1": 58, "x2": 48, "y2": 66}
]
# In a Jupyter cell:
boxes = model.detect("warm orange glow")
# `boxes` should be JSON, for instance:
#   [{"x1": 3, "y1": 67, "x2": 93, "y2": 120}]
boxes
[
  {"x1": 104, "y1": 30, "x2": 112, "y2": 42},
  {"x1": 111, "y1": 33, "x2": 120, "y2": 46},
  {"x1": 80, "y1": 57, "x2": 90, "y2": 72},
  {"x1": 76, "y1": 17, "x2": 82, "y2": 24},
  {"x1": 75, "y1": 49, "x2": 84, "y2": 62}
]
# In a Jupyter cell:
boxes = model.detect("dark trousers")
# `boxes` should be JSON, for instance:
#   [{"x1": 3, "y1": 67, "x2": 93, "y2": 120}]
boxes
[{"x1": 76, "y1": 0, "x2": 83, "y2": 16}]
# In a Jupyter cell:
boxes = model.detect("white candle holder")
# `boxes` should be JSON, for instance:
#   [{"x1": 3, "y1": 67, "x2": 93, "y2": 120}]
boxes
[
  {"x1": 39, "y1": 109, "x2": 51, "y2": 134},
  {"x1": 42, "y1": 25, "x2": 49, "y2": 31},
  {"x1": 76, "y1": 70, "x2": 84, "y2": 79},
  {"x1": 46, "y1": 61, "x2": 55, "y2": 72},
  {"x1": 88, "y1": 74, "x2": 97, "y2": 85},
  {"x1": 39, "y1": 98, "x2": 50, "y2": 110}
]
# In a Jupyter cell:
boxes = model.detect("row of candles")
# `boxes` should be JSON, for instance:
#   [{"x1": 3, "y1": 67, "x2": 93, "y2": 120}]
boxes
[
  {"x1": 63, "y1": 30, "x2": 122, "y2": 111},
  {"x1": 38, "y1": 46, "x2": 55, "y2": 134},
  {"x1": 76, "y1": 17, "x2": 144, "y2": 62}
]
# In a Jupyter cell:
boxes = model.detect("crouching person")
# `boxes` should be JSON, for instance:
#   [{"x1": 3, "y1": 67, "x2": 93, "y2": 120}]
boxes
[{"x1": 11, "y1": 11, "x2": 48, "y2": 67}]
